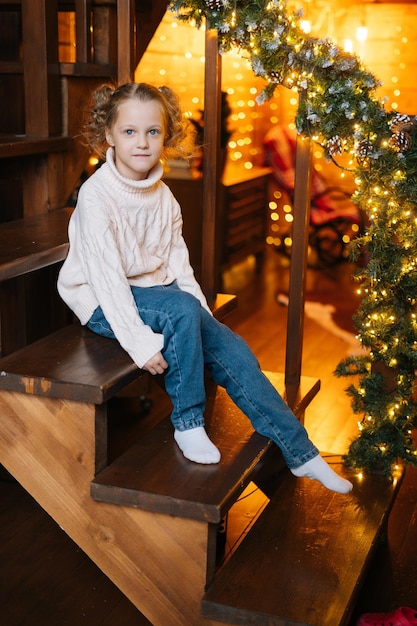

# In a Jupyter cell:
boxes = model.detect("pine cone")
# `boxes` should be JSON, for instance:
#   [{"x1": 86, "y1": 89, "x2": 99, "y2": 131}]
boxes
[
  {"x1": 391, "y1": 131, "x2": 412, "y2": 153},
  {"x1": 205, "y1": 0, "x2": 225, "y2": 9},
  {"x1": 356, "y1": 139, "x2": 373, "y2": 159},
  {"x1": 327, "y1": 135, "x2": 343, "y2": 156},
  {"x1": 268, "y1": 71, "x2": 281, "y2": 83},
  {"x1": 390, "y1": 113, "x2": 414, "y2": 134}
]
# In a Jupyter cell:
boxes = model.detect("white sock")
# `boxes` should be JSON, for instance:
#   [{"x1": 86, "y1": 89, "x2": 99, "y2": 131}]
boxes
[
  {"x1": 291, "y1": 455, "x2": 353, "y2": 494},
  {"x1": 174, "y1": 427, "x2": 221, "y2": 464}
]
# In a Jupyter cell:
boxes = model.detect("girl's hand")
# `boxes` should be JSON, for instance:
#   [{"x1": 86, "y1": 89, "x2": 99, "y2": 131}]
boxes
[{"x1": 143, "y1": 352, "x2": 168, "y2": 375}]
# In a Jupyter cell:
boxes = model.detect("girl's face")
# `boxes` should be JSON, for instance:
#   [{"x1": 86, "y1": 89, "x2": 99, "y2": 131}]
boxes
[{"x1": 105, "y1": 98, "x2": 166, "y2": 180}]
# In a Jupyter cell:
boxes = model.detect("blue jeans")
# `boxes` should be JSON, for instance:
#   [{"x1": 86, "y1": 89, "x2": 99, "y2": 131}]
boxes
[{"x1": 87, "y1": 282, "x2": 319, "y2": 468}]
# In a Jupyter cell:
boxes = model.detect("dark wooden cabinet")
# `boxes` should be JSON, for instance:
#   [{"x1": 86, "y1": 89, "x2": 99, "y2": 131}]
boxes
[
  {"x1": 221, "y1": 166, "x2": 270, "y2": 271},
  {"x1": 166, "y1": 166, "x2": 270, "y2": 282}
]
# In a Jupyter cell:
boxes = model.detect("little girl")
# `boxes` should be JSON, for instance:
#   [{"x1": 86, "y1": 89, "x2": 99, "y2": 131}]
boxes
[{"x1": 58, "y1": 82, "x2": 352, "y2": 494}]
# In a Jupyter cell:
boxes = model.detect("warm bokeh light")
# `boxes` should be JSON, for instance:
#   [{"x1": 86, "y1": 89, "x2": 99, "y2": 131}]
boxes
[
  {"x1": 135, "y1": 4, "x2": 415, "y2": 255},
  {"x1": 356, "y1": 26, "x2": 368, "y2": 42},
  {"x1": 135, "y1": 4, "x2": 413, "y2": 174}
]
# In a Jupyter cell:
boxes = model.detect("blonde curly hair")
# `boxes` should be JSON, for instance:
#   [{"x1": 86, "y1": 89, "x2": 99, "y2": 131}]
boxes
[{"x1": 82, "y1": 82, "x2": 194, "y2": 161}]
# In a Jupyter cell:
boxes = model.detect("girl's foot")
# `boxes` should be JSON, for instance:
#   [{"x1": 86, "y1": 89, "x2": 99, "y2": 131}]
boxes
[
  {"x1": 291, "y1": 455, "x2": 353, "y2": 494},
  {"x1": 174, "y1": 426, "x2": 221, "y2": 464}
]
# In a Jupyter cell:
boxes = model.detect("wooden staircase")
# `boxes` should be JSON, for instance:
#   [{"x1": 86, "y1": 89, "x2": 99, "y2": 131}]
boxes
[
  {"x1": 0, "y1": 311, "x2": 404, "y2": 625},
  {"x1": 0, "y1": 3, "x2": 405, "y2": 625},
  {"x1": 0, "y1": 319, "x2": 322, "y2": 625}
]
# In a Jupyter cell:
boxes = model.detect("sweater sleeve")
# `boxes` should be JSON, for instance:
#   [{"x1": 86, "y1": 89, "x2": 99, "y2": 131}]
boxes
[
  {"x1": 167, "y1": 194, "x2": 212, "y2": 314},
  {"x1": 77, "y1": 187, "x2": 164, "y2": 368}
]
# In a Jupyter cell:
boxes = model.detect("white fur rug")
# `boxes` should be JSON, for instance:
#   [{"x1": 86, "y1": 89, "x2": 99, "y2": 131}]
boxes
[{"x1": 277, "y1": 293, "x2": 363, "y2": 355}]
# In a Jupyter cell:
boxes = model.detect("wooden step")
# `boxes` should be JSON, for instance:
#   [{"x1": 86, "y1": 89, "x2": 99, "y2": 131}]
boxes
[
  {"x1": 91, "y1": 373, "x2": 320, "y2": 522},
  {"x1": 0, "y1": 206, "x2": 72, "y2": 282},
  {"x1": 201, "y1": 459, "x2": 405, "y2": 626},
  {"x1": 0, "y1": 323, "x2": 142, "y2": 404},
  {"x1": 0, "y1": 206, "x2": 73, "y2": 356},
  {"x1": 0, "y1": 294, "x2": 237, "y2": 403}
]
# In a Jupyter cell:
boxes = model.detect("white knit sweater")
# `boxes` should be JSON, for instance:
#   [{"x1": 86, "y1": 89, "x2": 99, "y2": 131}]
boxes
[{"x1": 58, "y1": 148, "x2": 210, "y2": 368}]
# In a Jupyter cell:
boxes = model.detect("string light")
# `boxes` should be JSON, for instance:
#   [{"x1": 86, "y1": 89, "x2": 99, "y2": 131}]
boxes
[
  {"x1": 356, "y1": 26, "x2": 368, "y2": 42},
  {"x1": 344, "y1": 39, "x2": 353, "y2": 53},
  {"x1": 300, "y1": 20, "x2": 311, "y2": 34},
  {"x1": 165, "y1": 0, "x2": 417, "y2": 475}
]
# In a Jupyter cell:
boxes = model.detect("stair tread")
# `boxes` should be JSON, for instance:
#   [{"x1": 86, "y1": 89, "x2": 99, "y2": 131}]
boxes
[
  {"x1": 0, "y1": 323, "x2": 141, "y2": 404},
  {"x1": 0, "y1": 293, "x2": 237, "y2": 404},
  {"x1": 0, "y1": 206, "x2": 72, "y2": 281},
  {"x1": 91, "y1": 373, "x2": 320, "y2": 522},
  {"x1": 201, "y1": 459, "x2": 404, "y2": 626}
]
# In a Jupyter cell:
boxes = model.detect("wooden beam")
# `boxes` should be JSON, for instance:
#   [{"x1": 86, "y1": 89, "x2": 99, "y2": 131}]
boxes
[
  {"x1": 117, "y1": 0, "x2": 135, "y2": 83},
  {"x1": 75, "y1": 0, "x2": 92, "y2": 63},
  {"x1": 201, "y1": 27, "x2": 222, "y2": 304},
  {"x1": 136, "y1": 0, "x2": 167, "y2": 64},
  {"x1": 21, "y1": 0, "x2": 61, "y2": 136},
  {"x1": 284, "y1": 111, "x2": 312, "y2": 388}
]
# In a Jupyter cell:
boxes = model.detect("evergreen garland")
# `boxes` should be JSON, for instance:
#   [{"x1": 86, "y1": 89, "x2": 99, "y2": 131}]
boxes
[{"x1": 169, "y1": 0, "x2": 417, "y2": 475}]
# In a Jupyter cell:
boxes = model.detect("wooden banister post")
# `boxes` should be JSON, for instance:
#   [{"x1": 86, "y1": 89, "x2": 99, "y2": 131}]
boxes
[
  {"x1": 117, "y1": 0, "x2": 135, "y2": 83},
  {"x1": 21, "y1": 0, "x2": 61, "y2": 137},
  {"x1": 285, "y1": 95, "x2": 312, "y2": 392},
  {"x1": 75, "y1": 0, "x2": 92, "y2": 63},
  {"x1": 21, "y1": 0, "x2": 61, "y2": 214},
  {"x1": 201, "y1": 27, "x2": 222, "y2": 304}
]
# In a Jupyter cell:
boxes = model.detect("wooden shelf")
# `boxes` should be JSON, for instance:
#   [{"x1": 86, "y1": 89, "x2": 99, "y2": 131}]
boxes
[{"x1": 222, "y1": 166, "x2": 271, "y2": 270}]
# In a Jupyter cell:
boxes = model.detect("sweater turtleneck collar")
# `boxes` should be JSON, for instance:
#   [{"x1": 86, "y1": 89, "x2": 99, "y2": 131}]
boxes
[{"x1": 104, "y1": 147, "x2": 164, "y2": 192}]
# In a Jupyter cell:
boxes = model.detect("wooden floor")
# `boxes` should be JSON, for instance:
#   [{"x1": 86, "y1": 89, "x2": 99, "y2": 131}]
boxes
[{"x1": 1, "y1": 248, "x2": 417, "y2": 625}]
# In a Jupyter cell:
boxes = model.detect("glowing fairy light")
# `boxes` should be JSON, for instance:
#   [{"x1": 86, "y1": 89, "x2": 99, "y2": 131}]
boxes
[
  {"x1": 300, "y1": 20, "x2": 311, "y2": 34},
  {"x1": 167, "y1": 0, "x2": 417, "y2": 475},
  {"x1": 344, "y1": 39, "x2": 353, "y2": 53},
  {"x1": 356, "y1": 26, "x2": 368, "y2": 42}
]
